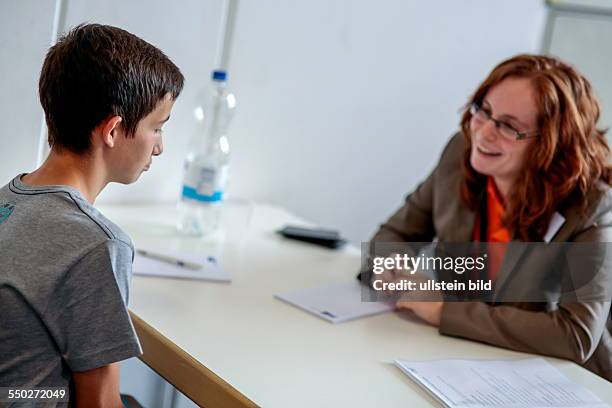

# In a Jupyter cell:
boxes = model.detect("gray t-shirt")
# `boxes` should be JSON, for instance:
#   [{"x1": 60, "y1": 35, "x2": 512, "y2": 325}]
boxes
[{"x1": 0, "y1": 174, "x2": 142, "y2": 406}]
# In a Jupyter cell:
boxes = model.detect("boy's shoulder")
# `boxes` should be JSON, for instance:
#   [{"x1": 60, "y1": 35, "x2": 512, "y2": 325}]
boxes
[{"x1": 0, "y1": 175, "x2": 133, "y2": 251}]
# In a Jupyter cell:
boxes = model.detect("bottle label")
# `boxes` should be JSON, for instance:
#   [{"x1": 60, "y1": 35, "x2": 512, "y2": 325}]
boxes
[{"x1": 181, "y1": 163, "x2": 228, "y2": 203}]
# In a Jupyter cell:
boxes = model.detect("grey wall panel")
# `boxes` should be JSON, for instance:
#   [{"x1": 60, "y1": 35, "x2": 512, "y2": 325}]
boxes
[
  {"x1": 0, "y1": 1, "x2": 55, "y2": 185},
  {"x1": 546, "y1": 8, "x2": 612, "y2": 136}
]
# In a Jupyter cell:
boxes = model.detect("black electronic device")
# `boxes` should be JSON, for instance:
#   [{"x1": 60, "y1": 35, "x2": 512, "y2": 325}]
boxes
[{"x1": 277, "y1": 225, "x2": 347, "y2": 249}]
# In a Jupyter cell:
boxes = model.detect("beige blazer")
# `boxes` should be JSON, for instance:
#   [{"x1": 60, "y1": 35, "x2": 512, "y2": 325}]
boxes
[{"x1": 369, "y1": 132, "x2": 612, "y2": 381}]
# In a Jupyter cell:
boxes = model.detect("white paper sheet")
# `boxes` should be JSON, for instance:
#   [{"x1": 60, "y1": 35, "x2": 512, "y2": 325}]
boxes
[
  {"x1": 133, "y1": 249, "x2": 230, "y2": 282},
  {"x1": 395, "y1": 358, "x2": 608, "y2": 408},
  {"x1": 275, "y1": 281, "x2": 394, "y2": 323}
]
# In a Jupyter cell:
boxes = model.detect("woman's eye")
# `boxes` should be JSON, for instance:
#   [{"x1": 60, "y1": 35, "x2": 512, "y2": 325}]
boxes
[{"x1": 501, "y1": 122, "x2": 517, "y2": 133}]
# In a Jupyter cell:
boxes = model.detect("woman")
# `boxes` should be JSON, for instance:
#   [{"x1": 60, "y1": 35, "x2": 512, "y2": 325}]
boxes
[{"x1": 370, "y1": 54, "x2": 612, "y2": 381}]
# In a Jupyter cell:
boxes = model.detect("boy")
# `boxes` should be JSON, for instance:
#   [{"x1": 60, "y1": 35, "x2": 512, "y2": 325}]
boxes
[{"x1": 0, "y1": 23, "x2": 184, "y2": 407}]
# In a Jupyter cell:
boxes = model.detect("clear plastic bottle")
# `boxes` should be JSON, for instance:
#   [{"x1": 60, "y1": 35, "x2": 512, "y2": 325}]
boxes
[{"x1": 177, "y1": 70, "x2": 235, "y2": 236}]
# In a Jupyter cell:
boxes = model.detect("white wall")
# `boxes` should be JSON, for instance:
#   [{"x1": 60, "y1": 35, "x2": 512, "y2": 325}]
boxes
[
  {"x1": 226, "y1": 0, "x2": 548, "y2": 243},
  {"x1": 0, "y1": 0, "x2": 547, "y2": 245}
]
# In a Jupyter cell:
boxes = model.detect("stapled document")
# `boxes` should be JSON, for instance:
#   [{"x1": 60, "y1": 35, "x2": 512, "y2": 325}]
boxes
[{"x1": 395, "y1": 358, "x2": 608, "y2": 408}]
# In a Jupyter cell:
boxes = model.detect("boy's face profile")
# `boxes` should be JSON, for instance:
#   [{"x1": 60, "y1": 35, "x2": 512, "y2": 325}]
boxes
[
  {"x1": 37, "y1": 24, "x2": 184, "y2": 191},
  {"x1": 108, "y1": 93, "x2": 175, "y2": 184}
]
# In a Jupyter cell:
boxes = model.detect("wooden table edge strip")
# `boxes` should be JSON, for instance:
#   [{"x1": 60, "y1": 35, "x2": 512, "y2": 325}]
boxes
[{"x1": 129, "y1": 311, "x2": 260, "y2": 408}]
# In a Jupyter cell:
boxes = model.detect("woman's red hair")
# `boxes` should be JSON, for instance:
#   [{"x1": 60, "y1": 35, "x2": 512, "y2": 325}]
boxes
[{"x1": 460, "y1": 54, "x2": 612, "y2": 241}]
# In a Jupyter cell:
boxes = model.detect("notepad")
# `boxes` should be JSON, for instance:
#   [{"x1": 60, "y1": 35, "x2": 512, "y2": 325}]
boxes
[
  {"x1": 395, "y1": 358, "x2": 608, "y2": 408},
  {"x1": 275, "y1": 281, "x2": 393, "y2": 323},
  {"x1": 133, "y1": 249, "x2": 230, "y2": 282}
]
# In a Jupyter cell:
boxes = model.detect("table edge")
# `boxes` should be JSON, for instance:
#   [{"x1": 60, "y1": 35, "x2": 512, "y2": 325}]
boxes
[{"x1": 129, "y1": 311, "x2": 260, "y2": 408}]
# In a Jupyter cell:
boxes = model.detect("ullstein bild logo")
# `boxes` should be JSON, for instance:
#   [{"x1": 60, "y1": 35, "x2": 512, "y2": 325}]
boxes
[{"x1": 371, "y1": 276, "x2": 493, "y2": 292}]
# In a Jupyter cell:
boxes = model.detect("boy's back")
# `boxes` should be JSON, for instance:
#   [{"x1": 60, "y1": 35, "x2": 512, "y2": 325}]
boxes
[
  {"x1": 0, "y1": 22, "x2": 183, "y2": 406},
  {"x1": 0, "y1": 175, "x2": 140, "y2": 399}
]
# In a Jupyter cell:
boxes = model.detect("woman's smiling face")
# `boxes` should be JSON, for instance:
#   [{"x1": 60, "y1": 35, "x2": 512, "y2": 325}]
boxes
[{"x1": 469, "y1": 76, "x2": 539, "y2": 195}]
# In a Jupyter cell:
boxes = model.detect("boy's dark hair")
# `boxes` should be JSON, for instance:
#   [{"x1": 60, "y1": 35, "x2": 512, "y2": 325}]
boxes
[{"x1": 39, "y1": 23, "x2": 184, "y2": 153}]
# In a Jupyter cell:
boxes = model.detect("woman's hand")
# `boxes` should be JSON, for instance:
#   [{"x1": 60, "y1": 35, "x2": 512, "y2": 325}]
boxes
[
  {"x1": 396, "y1": 301, "x2": 443, "y2": 327},
  {"x1": 394, "y1": 270, "x2": 444, "y2": 327}
]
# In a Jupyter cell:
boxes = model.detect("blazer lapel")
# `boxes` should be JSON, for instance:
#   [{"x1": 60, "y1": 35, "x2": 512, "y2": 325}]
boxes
[
  {"x1": 446, "y1": 194, "x2": 476, "y2": 242},
  {"x1": 492, "y1": 239, "x2": 530, "y2": 300},
  {"x1": 493, "y1": 211, "x2": 567, "y2": 300}
]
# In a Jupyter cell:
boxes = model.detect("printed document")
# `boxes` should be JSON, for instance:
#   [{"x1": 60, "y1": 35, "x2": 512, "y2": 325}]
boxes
[{"x1": 395, "y1": 358, "x2": 608, "y2": 408}]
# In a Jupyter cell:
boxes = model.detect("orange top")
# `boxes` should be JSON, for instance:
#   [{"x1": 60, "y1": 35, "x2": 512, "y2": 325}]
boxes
[{"x1": 472, "y1": 177, "x2": 511, "y2": 281}]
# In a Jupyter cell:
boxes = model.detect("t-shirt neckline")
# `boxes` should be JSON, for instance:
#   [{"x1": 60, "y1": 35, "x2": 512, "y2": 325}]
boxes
[{"x1": 12, "y1": 173, "x2": 89, "y2": 202}]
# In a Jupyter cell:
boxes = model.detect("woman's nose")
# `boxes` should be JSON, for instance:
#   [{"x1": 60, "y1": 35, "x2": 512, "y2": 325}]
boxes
[{"x1": 479, "y1": 119, "x2": 499, "y2": 141}]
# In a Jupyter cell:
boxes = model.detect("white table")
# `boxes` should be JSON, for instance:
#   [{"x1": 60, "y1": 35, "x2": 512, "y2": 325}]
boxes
[{"x1": 99, "y1": 203, "x2": 612, "y2": 408}]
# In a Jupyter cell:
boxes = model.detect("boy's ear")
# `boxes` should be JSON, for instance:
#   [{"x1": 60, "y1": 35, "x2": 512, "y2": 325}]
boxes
[{"x1": 97, "y1": 115, "x2": 123, "y2": 148}]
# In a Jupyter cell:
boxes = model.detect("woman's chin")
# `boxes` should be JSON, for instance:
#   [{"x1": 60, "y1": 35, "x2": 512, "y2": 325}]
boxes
[{"x1": 470, "y1": 155, "x2": 495, "y2": 177}]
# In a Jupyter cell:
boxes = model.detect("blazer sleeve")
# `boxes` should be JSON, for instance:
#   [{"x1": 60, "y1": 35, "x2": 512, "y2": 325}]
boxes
[{"x1": 439, "y1": 218, "x2": 612, "y2": 365}]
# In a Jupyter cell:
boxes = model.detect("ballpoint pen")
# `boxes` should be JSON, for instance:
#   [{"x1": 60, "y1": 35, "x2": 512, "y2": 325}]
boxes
[{"x1": 136, "y1": 249, "x2": 203, "y2": 271}]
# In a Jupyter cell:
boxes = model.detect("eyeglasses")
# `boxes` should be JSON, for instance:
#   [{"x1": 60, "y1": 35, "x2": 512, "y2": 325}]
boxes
[{"x1": 469, "y1": 102, "x2": 539, "y2": 141}]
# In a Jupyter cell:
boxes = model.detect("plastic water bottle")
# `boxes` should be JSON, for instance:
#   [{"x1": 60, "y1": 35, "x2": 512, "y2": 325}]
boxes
[{"x1": 177, "y1": 70, "x2": 235, "y2": 236}]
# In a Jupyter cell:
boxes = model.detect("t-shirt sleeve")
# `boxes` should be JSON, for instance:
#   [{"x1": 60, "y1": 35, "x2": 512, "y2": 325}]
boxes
[{"x1": 43, "y1": 239, "x2": 142, "y2": 372}]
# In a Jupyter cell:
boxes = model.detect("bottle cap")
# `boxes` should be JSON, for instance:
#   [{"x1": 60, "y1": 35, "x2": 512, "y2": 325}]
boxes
[{"x1": 212, "y1": 70, "x2": 227, "y2": 81}]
